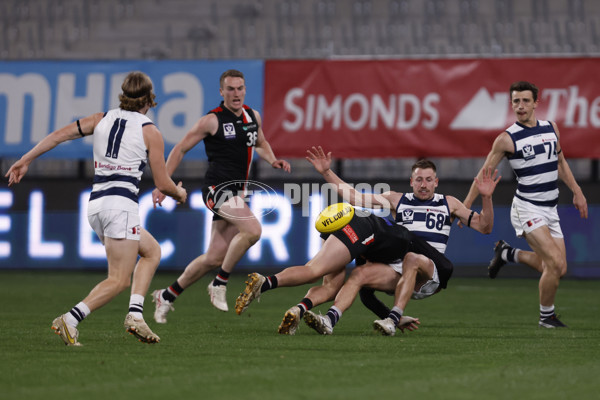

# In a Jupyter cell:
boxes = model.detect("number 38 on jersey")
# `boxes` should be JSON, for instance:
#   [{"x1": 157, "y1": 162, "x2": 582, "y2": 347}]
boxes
[{"x1": 246, "y1": 130, "x2": 258, "y2": 147}]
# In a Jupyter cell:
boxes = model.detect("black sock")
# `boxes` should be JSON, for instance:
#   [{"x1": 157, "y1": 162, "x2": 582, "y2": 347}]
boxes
[
  {"x1": 297, "y1": 298, "x2": 313, "y2": 318},
  {"x1": 261, "y1": 275, "x2": 278, "y2": 293},
  {"x1": 359, "y1": 288, "x2": 390, "y2": 319},
  {"x1": 163, "y1": 281, "x2": 184, "y2": 302},
  {"x1": 213, "y1": 268, "x2": 230, "y2": 286}
]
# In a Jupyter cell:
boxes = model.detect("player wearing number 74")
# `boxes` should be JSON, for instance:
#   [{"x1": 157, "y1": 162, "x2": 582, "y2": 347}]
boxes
[
  {"x1": 463, "y1": 81, "x2": 588, "y2": 328},
  {"x1": 6, "y1": 71, "x2": 187, "y2": 346}
]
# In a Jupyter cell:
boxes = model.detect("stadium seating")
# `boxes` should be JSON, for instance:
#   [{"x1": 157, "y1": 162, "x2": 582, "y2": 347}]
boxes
[
  {"x1": 3, "y1": 0, "x2": 599, "y2": 60},
  {"x1": 1, "y1": 0, "x2": 598, "y2": 181}
]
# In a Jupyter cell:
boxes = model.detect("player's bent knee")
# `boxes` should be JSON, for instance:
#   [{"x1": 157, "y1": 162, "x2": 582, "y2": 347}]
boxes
[
  {"x1": 247, "y1": 232, "x2": 261, "y2": 246},
  {"x1": 403, "y1": 252, "x2": 427, "y2": 270},
  {"x1": 304, "y1": 269, "x2": 326, "y2": 284},
  {"x1": 558, "y1": 260, "x2": 567, "y2": 278},
  {"x1": 119, "y1": 280, "x2": 131, "y2": 292},
  {"x1": 347, "y1": 266, "x2": 371, "y2": 285},
  {"x1": 559, "y1": 268, "x2": 567, "y2": 278},
  {"x1": 107, "y1": 276, "x2": 131, "y2": 293},
  {"x1": 546, "y1": 255, "x2": 566, "y2": 276},
  {"x1": 241, "y1": 225, "x2": 262, "y2": 246},
  {"x1": 250, "y1": 225, "x2": 262, "y2": 244},
  {"x1": 204, "y1": 258, "x2": 223, "y2": 270},
  {"x1": 147, "y1": 243, "x2": 162, "y2": 261},
  {"x1": 142, "y1": 248, "x2": 161, "y2": 265}
]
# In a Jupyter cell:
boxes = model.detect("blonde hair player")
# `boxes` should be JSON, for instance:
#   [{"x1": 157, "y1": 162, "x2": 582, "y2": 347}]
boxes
[{"x1": 6, "y1": 71, "x2": 187, "y2": 345}]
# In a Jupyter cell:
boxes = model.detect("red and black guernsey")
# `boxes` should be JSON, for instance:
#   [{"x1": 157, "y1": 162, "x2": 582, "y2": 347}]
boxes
[{"x1": 203, "y1": 101, "x2": 258, "y2": 188}]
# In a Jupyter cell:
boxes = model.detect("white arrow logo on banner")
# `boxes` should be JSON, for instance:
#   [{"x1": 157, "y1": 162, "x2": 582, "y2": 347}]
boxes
[{"x1": 450, "y1": 88, "x2": 510, "y2": 130}]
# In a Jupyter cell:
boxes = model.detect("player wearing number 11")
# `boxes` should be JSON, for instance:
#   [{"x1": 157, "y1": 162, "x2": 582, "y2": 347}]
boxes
[{"x1": 6, "y1": 71, "x2": 188, "y2": 345}]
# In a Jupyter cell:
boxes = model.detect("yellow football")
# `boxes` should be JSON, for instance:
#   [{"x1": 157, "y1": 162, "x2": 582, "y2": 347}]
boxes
[{"x1": 315, "y1": 202, "x2": 355, "y2": 233}]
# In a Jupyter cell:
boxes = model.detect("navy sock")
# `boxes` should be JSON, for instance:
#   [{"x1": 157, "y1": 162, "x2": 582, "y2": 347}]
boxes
[
  {"x1": 388, "y1": 307, "x2": 403, "y2": 325},
  {"x1": 326, "y1": 307, "x2": 341, "y2": 328}
]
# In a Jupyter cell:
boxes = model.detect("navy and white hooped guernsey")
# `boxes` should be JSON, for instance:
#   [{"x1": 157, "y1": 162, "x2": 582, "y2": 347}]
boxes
[
  {"x1": 506, "y1": 120, "x2": 559, "y2": 207},
  {"x1": 87, "y1": 108, "x2": 151, "y2": 216},
  {"x1": 395, "y1": 193, "x2": 452, "y2": 254}
]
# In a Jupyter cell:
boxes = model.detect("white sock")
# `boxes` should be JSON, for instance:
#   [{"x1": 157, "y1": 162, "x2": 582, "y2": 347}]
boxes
[
  {"x1": 326, "y1": 306, "x2": 343, "y2": 327},
  {"x1": 540, "y1": 304, "x2": 555, "y2": 318},
  {"x1": 391, "y1": 306, "x2": 404, "y2": 316},
  {"x1": 513, "y1": 248, "x2": 521, "y2": 263},
  {"x1": 128, "y1": 294, "x2": 145, "y2": 319},
  {"x1": 64, "y1": 301, "x2": 91, "y2": 327}
]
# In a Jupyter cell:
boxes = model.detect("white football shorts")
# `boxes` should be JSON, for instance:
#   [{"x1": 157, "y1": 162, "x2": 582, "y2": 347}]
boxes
[
  {"x1": 388, "y1": 259, "x2": 440, "y2": 300},
  {"x1": 88, "y1": 209, "x2": 142, "y2": 244},
  {"x1": 510, "y1": 197, "x2": 563, "y2": 238}
]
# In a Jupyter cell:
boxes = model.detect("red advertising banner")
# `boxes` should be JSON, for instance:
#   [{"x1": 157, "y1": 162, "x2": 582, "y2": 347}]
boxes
[{"x1": 263, "y1": 59, "x2": 600, "y2": 158}]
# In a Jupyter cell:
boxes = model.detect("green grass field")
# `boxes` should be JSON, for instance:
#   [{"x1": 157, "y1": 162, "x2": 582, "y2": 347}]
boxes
[{"x1": 1, "y1": 270, "x2": 599, "y2": 400}]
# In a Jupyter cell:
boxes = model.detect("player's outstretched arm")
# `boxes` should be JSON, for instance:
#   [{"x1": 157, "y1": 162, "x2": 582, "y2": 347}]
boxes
[
  {"x1": 306, "y1": 146, "x2": 397, "y2": 210},
  {"x1": 6, "y1": 113, "x2": 102, "y2": 186},
  {"x1": 144, "y1": 124, "x2": 187, "y2": 205},
  {"x1": 463, "y1": 132, "x2": 510, "y2": 209}
]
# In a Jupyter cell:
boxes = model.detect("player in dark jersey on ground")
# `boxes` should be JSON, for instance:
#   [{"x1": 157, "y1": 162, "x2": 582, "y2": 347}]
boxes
[
  {"x1": 234, "y1": 207, "x2": 454, "y2": 320},
  {"x1": 295, "y1": 148, "x2": 498, "y2": 336},
  {"x1": 152, "y1": 69, "x2": 290, "y2": 320}
]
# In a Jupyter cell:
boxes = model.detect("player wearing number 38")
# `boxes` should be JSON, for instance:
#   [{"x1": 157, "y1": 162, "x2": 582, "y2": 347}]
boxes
[
  {"x1": 151, "y1": 69, "x2": 290, "y2": 320},
  {"x1": 6, "y1": 71, "x2": 187, "y2": 346}
]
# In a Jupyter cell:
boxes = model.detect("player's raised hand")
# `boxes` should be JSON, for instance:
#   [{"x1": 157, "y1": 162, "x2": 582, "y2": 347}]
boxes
[
  {"x1": 306, "y1": 146, "x2": 332, "y2": 174},
  {"x1": 474, "y1": 167, "x2": 500, "y2": 198}
]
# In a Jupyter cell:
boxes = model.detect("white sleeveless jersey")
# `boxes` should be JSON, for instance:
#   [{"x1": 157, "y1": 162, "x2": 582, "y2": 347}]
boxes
[
  {"x1": 395, "y1": 193, "x2": 452, "y2": 254},
  {"x1": 506, "y1": 120, "x2": 559, "y2": 207},
  {"x1": 87, "y1": 108, "x2": 152, "y2": 215}
]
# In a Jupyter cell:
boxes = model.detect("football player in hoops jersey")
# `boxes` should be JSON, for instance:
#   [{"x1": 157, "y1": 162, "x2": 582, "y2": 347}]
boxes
[
  {"x1": 234, "y1": 207, "x2": 456, "y2": 321},
  {"x1": 151, "y1": 69, "x2": 290, "y2": 318},
  {"x1": 464, "y1": 81, "x2": 588, "y2": 328},
  {"x1": 276, "y1": 147, "x2": 499, "y2": 336},
  {"x1": 6, "y1": 71, "x2": 187, "y2": 345}
]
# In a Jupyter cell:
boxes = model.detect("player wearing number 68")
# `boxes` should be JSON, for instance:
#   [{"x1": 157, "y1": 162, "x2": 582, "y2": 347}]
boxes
[{"x1": 291, "y1": 147, "x2": 500, "y2": 335}]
